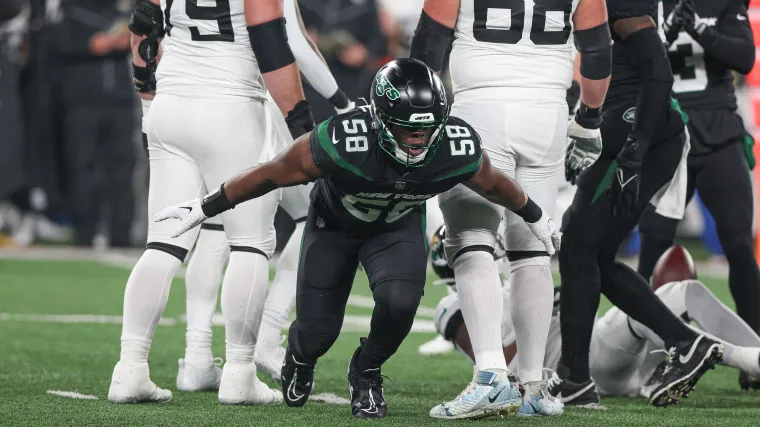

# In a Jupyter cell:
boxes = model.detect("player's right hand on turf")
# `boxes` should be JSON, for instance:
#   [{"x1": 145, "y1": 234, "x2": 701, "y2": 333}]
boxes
[
  {"x1": 526, "y1": 213, "x2": 561, "y2": 256},
  {"x1": 154, "y1": 198, "x2": 207, "y2": 238},
  {"x1": 566, "y1": 119, "x2": 602, "y2": 185}
]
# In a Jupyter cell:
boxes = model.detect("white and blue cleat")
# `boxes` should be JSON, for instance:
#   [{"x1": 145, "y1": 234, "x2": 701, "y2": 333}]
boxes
[
  {"x1": 517, "y1": 379, "x2": 564, "y2": 417},
  {"x1": 429, "y1": 367, "x2": 521, "y2": 420}
]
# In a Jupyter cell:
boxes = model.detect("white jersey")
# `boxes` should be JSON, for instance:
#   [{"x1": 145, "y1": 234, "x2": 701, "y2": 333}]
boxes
[
  {"x1": 157, "y1": 0, "x2": 265, "y2": 100},
  {"x1": 449, "y1": 0, "x2": 580, "y2": 98}
]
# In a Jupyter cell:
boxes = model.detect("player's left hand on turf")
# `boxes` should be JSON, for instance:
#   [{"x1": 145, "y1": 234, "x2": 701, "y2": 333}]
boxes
[
  {"x1": 566, "y1": 119, "x2": 602, "y2": 185},
  {"x1": 526, "y1": 213, "x2": 561, "y2": 256},
  {"x1": 154, "y1": 198, "x2": 207, "y2": 238}
]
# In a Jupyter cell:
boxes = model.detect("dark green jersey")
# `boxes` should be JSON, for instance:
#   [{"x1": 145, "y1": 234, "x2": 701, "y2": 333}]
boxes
[{"x1": 308, "y1": 106, "x2": 483, "y2": 231}]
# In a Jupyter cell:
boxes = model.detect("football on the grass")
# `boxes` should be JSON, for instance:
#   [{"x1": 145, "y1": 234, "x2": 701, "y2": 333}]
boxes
[{"x1": 652, "y1": 245, "x2": 697, "y2": 290}]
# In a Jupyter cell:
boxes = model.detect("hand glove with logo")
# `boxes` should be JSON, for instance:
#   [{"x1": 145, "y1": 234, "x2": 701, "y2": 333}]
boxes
[
  {"x1": 608, "y1": 137, "x2": 643, "y2": 220},
  {"x1": 679, "y1": 0, "x2": 709, "y2": 40},
  {"x1": 526, "y1": 212, "x2": 562, "y2": 256},
  {"x1": 154, "y1": 184, "x2": 235, "y2": 237},
  {"x1": 566, "y1": 103, "x2": 603, "y2": 185}
]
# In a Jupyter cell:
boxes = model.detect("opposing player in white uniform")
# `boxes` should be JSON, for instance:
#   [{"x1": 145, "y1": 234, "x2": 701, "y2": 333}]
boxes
[
  {"x1": 435, "y1": 245, "x2": 760, "y2": 401},
  {"x1": 109, "y1": 0, "x2": 316, "y2": 404},
  {"x1": 409, "y1": 0, "x2": 612, "y2": 418},
  {"x1": 175, "y1": 0, "x2": 357, "y2": 389}
]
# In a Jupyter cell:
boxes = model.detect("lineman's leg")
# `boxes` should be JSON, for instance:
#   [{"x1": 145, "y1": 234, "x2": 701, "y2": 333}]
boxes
[
  {"x1": 178, "y1": 218, "x2": 229, "y2": 391},
  {"x1": 353, "y1": 210, "x2": 428, "y2": 372},
  {"x1": 637, "y1": 172, "x2": 697, "y2": 281},
  {"x1": 504, "y1": 103, "x2": 565, "y2": 386},
  {"x1": 696, "y1": 142, "x2": 760, "y2": 334},
  {"x1": 628, "y1": 281, "x2": 760, "y2": 375},
  {"x1": 255, "y1": 184, "x2": 310, "y2": 380},
  {"x1": 597, "y1": 139, "x2": 697, "y2": 351},
  {"x1": 198, "y1": 100, "x2": 281, "y2": 404},
  {"x1": 109, "y1": 96, "x2": 205, "y2": 403}
]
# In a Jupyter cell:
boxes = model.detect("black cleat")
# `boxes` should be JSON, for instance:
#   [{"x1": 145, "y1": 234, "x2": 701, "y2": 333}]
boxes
[
  {"x1": 547, "y1": 369, "x2": 604, "y2": 409},
  {"x1": 649, "y1": 335, "x2": 723, "y2": 407},
  {"x1": 281, "y1": 348, "x2": 315, "y2": 407},
  {"x1": 348, "y1": 340, "x2": 387, "y2": 419}
]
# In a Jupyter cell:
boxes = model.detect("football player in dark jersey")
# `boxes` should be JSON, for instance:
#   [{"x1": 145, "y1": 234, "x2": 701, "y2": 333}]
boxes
[
  {"x1": 154, "y1": 58, "x2": 561, "y2": 418},
  {"x1": 637, "y1": 0, "x2": 759, "y2": 390},
  {"x1": 552, "y1": 0, "x2": 723, "y2": 408}
]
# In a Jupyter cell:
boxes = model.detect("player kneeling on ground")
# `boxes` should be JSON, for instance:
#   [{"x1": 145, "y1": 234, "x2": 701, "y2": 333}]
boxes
[{"x1": 155, "y1": 58, "x2": 560, "y2": 419}]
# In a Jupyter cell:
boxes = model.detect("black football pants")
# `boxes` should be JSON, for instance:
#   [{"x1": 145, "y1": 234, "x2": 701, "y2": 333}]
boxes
[
  {"x1": 287, "y1": 204, "x2": 428, "y2": 372},
  {"x1": 639, "y1": 116, "x2": 760, "y2": 334},
  {"x1": 558, "y1": 104, "x2": 697, "y2": 383}
]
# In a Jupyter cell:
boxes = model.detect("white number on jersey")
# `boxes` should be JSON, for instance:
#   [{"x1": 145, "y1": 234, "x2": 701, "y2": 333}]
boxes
[
  {"x1": 446, "y1": 125, "x2": 476, "y2": 156},
  {"x1": 473, "y1": 0, "x2": 573, "y2": 46},
  {"x1": 341, "y1": 119, "x2": 369, "y2": 152},
  {"x1": 342, "y1": 196, "x2": 423, "y2": 223},
  {"x1": 165, "y1": 0, "x2": 235, "y2": 42}
]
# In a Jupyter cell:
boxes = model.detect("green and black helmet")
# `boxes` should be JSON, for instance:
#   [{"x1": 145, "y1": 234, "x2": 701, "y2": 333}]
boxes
[{"x1": 369, "y1": 58, "x2": 449, "y2": 166}]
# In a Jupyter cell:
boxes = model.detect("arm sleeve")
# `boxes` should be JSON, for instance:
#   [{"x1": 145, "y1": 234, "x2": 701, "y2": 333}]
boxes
[
  {"x1": 283, "y1": 0, "x2": 340, "y2": 99},
  {"x1": 696, "y1": 1, "x2": 755, "y2": 75},
  {"x1": 620, "y1": 26, "x2": 674, "y2": 161}
]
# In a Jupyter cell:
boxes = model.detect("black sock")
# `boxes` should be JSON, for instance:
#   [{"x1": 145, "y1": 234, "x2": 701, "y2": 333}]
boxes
[{"x1": 601, "y1": 261, "x2": 696, "y2": 348}]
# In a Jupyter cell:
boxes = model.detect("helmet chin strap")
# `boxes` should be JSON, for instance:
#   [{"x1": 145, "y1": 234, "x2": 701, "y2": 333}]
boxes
[{"x1": 391, "y1": 123, "x2": 443, "y2": 165}]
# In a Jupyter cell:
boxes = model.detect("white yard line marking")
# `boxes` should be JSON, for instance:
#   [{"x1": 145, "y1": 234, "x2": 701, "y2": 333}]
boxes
[
  {"x1": 47, "y1": 390, "x2": 98, "y2": 400},
  {"x1": 309, "y1": 393, "x2": 351, "y2": 405},
  {"x1": 0, "y1": 312, "x2": 435, "y2": 333}
]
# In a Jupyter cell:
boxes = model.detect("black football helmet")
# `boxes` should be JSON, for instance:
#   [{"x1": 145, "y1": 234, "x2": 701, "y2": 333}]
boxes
[
  {"x1": 369, "y1": 58, "x2": 449, "y2": 167},
  {"x1": 429, "y1": 225, "x2": 455, "y2": 286}
]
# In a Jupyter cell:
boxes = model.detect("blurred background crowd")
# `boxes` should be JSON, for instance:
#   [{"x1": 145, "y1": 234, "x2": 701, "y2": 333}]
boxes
[{"x1": 0, "y1": 0, "x2": 756, "y2": 262}]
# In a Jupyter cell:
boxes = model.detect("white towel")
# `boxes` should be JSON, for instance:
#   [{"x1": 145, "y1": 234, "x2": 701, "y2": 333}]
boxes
[{"x1": 649, "y1": 128, "x2": 691, "y2": 220}]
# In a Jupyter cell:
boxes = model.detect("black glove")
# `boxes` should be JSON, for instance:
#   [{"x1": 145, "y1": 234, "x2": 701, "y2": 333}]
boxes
[
  {"x1": 662, "y1": 1, "x2": 685, "y2": 48},
  {"x1": 608, "y1": 137, "x2": 643, "y2": 220},
  {"x1": 286, "y1": 100, "x2": 316, "y2": 140},
  {"x1": 679, "y1": 0, "x2": 710, "y2": 41}
]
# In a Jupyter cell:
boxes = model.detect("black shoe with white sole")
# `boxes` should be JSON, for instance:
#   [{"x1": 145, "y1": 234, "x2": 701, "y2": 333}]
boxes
[
  {"x1": 348, "y1": 341, "x2": 387, "y2": 419},
  {"x1": 281, "y1": 348, "x2": 315, "y2": 407},
  {"x1": 649, "y1": 335, "x2": 723, "y2": 407},
  {"x1": 547, "y1": 373, "x2": 602, "y2": 408}
]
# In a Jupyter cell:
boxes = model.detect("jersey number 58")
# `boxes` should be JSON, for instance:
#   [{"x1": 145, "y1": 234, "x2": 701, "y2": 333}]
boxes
[{"x1": 446, "y1": 125, "x2": 476, "y2": 156}]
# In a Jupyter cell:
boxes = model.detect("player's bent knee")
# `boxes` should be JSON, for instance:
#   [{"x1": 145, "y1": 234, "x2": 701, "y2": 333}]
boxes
[
  {"x1": 507, "y1": 252, "x2": 551, "y2": 273},
  {"x1": 146, "y1": 241, "x2": 189, "y2": 262},
  {"x1": 229, "y1": 245, "x2": 269, "y2": 259},
  {"x1": 374, "y1": 280, "x2": 423, "y2": 321}
]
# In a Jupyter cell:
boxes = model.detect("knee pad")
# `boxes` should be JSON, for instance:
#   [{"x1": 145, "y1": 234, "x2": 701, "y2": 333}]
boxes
[
  {"x1": 507, "y1": 252, "x2": 551, "y2": 273},
  {"x1": 373, "y1": 280, "x2": 423, "y2": 319},
  {"x1": 146, "y1": 241, "x2": 189, "y2": 262},
  {"x1": 439, "y1": 185, "x2": 502, "y2": 264}
]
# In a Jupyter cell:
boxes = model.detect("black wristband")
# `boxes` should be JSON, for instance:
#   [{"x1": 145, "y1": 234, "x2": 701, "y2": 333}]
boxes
[
  {"x1": 329, "y1": 89, "x2": 350, "y2": 109},
  {"x1": 133, "y1": 64, "x2": 155, "y2": 93},
  {"x1": 286, "y1": 100, "x2": 316, "y2": 139},
  {"x1": 201, "y1": 184, "x2": 235, "y2": 217},
  {"x1": 513, "y1": 197, "x2": 543, "y2": 223},
  {"x1": 575, "y1": 101, "x2": 602, "y2": 129}
]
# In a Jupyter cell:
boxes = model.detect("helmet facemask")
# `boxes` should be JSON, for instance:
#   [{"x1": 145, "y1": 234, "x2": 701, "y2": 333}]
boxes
[{"x1": 372, "y1": 101, "x2": 447, "y2": 167}]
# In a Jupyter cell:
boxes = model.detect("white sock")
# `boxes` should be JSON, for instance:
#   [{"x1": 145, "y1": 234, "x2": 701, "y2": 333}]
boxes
[
  {"x1": 510, "y1": 264, "x2": 554, "y2": 382},
  {"x1": 221, "y1": 251, "x2": 270, "y2": 362},
  {"x1": 722, "y1": 346, "x2": 760, "y2": 376},
  {"x1": 454, "y1": 251, "x2": 507, "y2": 371},
  {"x1": 258, "y1": 222, "x2": 303, "y2": 351},
  {"x1": 120, "y1": 249, "x2": 182, "y2": 363},
  {"x1": 184, "y1": 229, "x2": 229, "y2": 365},
  {"x1": 226, "y1": 341, "x2": 255, "y2": 365},
  {"x1": 424, "y1": 197, "x2": 445, "y2": 242}
]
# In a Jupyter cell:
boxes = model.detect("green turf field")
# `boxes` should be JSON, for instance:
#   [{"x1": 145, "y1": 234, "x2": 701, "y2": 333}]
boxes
[{"x1": 1, "y1": 258, "x2": 758, "y2": 426}]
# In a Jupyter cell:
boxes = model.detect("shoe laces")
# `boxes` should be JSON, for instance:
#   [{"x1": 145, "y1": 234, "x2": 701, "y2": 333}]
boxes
[
  {"x1": 546, "y1": 369, "x2": 562, "y2": 390},
  {"x1": 651, "y1": 347, "x2": 676, "y2": 375}
]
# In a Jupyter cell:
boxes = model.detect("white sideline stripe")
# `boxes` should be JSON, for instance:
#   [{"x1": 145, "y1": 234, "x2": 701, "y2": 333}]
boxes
[
  {"x1": 47, "y1": 390, "x2": 98, "y2": 400},
  {"x1": 0, "y1": 312, "x2": 435, "y2": 333},
  {"x1": 309, "y1": 393, "x2": 351, "y2": 405}
]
